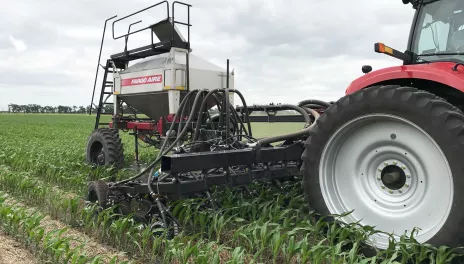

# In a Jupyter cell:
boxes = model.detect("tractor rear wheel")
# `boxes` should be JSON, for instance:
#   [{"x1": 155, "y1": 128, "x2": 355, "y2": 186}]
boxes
[
  {"x1": 301, "y1": 85, "x2": 464, "y2": 251},
  {"x1": 86, "y1": 128, "x2": 124, "y2": 169}
]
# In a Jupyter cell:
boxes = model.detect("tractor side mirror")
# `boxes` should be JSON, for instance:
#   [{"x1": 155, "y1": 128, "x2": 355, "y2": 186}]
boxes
[
  {"x1": 402, "y1": 0, "x2": 410, "y2": 4},
  {"x1": 362, "y1": 65, "x2": 373, "y2": 74}
]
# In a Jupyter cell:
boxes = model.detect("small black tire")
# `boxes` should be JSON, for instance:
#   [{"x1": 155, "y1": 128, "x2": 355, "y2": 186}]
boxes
[
  {"x1": 301, "y1": 85, "x2": 464, "y2": 252},
  {"x1": 150, "y1": 217, "x2": 180, "y2": 240},
  {"x1": 86, "y1": 128, "x2": 124, "y2": 170},
  {"x1": 86, "y1": 180, "x2": 109, "y2": 209}
]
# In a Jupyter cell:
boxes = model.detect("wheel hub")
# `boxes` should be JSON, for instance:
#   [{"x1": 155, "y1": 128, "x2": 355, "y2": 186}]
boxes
[
  {"x1": 373, "y1": 159, "x2": 412, "y2": 197},
  {"x1": 380, "y1": 164, "x2": 406, "y2": 190},
  {"x1": 96, "y1": 152, "x2": 105, "y2": 164}
]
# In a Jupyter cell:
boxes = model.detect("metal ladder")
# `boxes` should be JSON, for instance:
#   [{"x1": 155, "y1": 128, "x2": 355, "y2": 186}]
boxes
[
  {"x1": 89, "y1": 15, "x2": 120, "y2": 130},
  {"x1": 91, "y1": 59, "x2": 119, "y2": 130}
]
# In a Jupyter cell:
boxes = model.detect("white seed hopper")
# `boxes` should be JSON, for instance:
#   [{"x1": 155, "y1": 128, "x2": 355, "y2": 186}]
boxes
[{"x1": 113, "y1": 47, "x2": 234, "y2": 120}]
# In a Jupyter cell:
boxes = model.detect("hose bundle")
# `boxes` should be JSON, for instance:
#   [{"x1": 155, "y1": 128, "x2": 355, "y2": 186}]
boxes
[{"x1": 110, "y1": 88, "x2": 330, "y2": 197}]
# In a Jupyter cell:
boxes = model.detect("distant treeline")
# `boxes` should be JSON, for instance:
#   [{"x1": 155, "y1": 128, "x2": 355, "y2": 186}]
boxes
[
  {"x1": 6, "y1": 104, "x2": 138, "y2": 114},
  {"x1": 4, "y1": 103, "x2": 300, "y2": 116}
]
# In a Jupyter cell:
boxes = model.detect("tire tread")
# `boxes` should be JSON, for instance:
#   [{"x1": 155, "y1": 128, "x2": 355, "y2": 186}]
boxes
[{"x1": 86, "y1": 128, "x2": 124, "y2": 169}]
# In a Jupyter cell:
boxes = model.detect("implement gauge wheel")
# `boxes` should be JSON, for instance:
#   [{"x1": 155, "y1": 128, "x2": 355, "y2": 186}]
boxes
[
  {"x1": 86, "y1": 180, "x2": 109, "y2": 211},
  {"x1": 86, "y1": 128, "x2": 124, "y2": 170},
  {"x1": 301, "y1": 85, "x2": 464, "y2": 251}
]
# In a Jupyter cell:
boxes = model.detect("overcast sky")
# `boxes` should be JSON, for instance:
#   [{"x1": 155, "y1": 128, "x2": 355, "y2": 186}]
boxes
[{"x1": 0, "y1": 0, "x2": 416, "y2": 110}]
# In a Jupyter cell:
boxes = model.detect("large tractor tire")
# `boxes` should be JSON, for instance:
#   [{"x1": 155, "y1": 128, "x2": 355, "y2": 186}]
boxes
[
  {"x1": 86, "y1": 128, "x2": 124, "y2": 169},
  {"x1": 301, "y1": 85, "x2": 464, "y2": 251}
]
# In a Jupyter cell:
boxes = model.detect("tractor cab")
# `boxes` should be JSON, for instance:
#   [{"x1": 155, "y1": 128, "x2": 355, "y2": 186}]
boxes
[
  {"x1": 368, "y1": 0, "x2": 464, "y2": 66},
  {"x1": 409, "y1": 0, "x2": 464, "y2": 64}
]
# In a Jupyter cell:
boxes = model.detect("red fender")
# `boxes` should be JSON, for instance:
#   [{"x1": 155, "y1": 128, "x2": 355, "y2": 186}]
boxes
[{"x1": 345, "y1": 62, "x2": 464, "y2": 95}]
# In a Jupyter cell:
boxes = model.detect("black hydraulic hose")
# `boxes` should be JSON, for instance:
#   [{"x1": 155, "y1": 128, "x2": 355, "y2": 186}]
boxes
[
  {"x1": 204, "y1": 93, "x2": 224, "y2": 130},
  {"x1": 241, "y1": 100, "x2": 324, "y2": 150},
  {"x1": 111, "y1": 89, "x2": 201, "y2": 186},
  {"x1": 206, "y1": 110, "x2": 215, "y2": 130},
  {"x1": 193, "y1": 89, "x2": 223, "y2": 141},
  {"x1": 194, "y1": 89, "x2": 253, "y2": 140},
  {"x1": 302, "y1": 104, "x2": 327, "y2": 109},
  {"x1": 225, "y1": 88, "x2": 230, "y2": 140},
  {"x1": 249, "y1": 105, "x2": 321, "y2": 150},
  {"x1": 177, "y1": 90, "x2": 199, "y2": 139},
  {"x1": 176, "y1": 97, "x2": 189, "y2": 139},
  {"x1": 253, "y1": 125, "x2": 312, "y2": 148},
  {"x1": 272, "y1": 104, "x2": 311, "y2": 127},
  {"x1": 201, "y1": 94, "x2": 227, "y2": 132},
  {"x1": 230, "y1": 103, "x2": 247, "y2": 136},
  {"x1": 298, "y1": 99, "x2": 331, "y2": 108},
  {"x1": 147, "y1": 89, "x2": 206, "y2": 195},
  {"x1": 193, "y1": 89, "x2": 251, "y2": 141},
  {"x1": 300, "y1": 107, "x2": 320, "y2": 120},
  {"x1": 157, "y1": 90, "x2": 201, "y2": 158},
  {"x1": 230, "y1": 89, "x2": 252, "y2": 137},
  {"x1": 222, "y1": 98, "x2": 247, "y2": 136},
  {"x1": 213, "y1": 93, "x2": 242, "y2": 136}
]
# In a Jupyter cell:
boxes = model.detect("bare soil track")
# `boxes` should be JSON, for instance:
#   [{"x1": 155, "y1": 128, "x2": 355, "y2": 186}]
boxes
[
  {"x1": 0, "y1": 231, "x2": 37, "y2": 264},
  {"x1": 0, "y1": 188, "x2": 131, "y2": 263}
]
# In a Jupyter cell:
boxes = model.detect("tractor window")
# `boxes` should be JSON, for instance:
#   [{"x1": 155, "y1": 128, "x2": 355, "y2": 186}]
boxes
[
  {"x1": 412, "y1": 0, "x2": 464, "y2": 62},
  {"x1": 416, "y1": 13, "x2": 450, "y2": 54}
]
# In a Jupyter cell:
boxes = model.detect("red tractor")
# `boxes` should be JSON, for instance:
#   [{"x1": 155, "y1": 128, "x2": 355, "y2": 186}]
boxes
[{"x1": 304, "y1": 0, "x2": 464, "y2": 251}]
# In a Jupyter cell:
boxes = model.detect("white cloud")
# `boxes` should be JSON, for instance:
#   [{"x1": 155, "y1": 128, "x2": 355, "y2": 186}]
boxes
[
  {"x1": 8, "y1": 35, "x2": 27, "y2": 52},
  {"x1": 0, "y1": 0, "x2": 416, "y2": 110}
]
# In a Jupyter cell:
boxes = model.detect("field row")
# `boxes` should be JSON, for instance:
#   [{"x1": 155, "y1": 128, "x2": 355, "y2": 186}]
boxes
[{"x1": 0, "y1": 114, "x2": 462, "y2": 263}]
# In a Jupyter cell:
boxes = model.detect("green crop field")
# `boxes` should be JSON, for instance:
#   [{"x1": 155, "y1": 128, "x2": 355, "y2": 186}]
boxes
[{"x1": 0, "y1": 113, "x2": 462, "y2": 264}]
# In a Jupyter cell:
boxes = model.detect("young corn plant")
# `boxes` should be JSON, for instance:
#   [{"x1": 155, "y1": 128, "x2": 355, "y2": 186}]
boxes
[{"x1": 0, "y1": 193, "x2": 112, "y2": 263}]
